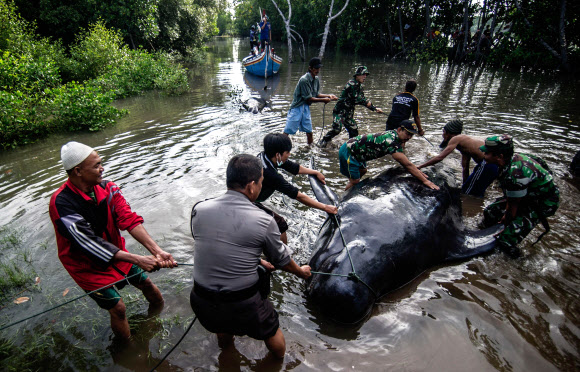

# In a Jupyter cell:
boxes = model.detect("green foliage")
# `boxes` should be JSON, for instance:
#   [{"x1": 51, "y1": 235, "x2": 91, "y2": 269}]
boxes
[
  {"x1": 94, "y1": 0, "x2": 160, "y2": 46},
  {"x1": 233, "y1": 0, "x2": 577, "y2": 72},
  {"x1": 46, "y1": 81, "x2": 126, "y2": 132},
  {"x1": 0, "y1": 51, "x2": 60, "y2": 94},
  {"x1": 0, "y1": 1, "x2": 190, "y2": 149},
  {"x1": 217, "y1": 12, "x2": 234, "y2": 36},
  {"x1": 13, "y1": 0, "x2": 222, "y2": 58},
  {"x1": 91, "y1": 50, "x2": 189, "y2": 98},
  {"x1": 409, "y1": 37, "x2": 450, "y2": 64},
  {"x1": 154, "y1": 0, "x2": 221, "y2": 56},
  {"x1": 0, "y1": 50, "x2": 61, "y2": 148},
  {"x1": 67, "y1": 21, "x2": 128, "y2": 81}
]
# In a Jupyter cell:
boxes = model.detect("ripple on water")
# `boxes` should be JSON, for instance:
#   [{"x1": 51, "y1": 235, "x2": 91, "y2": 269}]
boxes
[{"x1": 0, "y1": 38, "x2": 579, "y2": 371}]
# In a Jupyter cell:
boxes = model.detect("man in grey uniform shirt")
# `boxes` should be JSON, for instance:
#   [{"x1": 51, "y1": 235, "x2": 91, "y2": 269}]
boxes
[{"x1": 190, "y1": 154, "x2": 311, "y2": 359}]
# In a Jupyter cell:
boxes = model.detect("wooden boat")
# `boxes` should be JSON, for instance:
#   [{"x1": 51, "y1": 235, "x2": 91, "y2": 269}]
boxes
[{"x1": 242, "y1": 46, "x2": 282, "y2": 77}]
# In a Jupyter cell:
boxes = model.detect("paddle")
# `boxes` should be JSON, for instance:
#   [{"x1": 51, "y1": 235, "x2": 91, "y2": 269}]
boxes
[{"x1": 264, "y1": 44, "x2": 268, "y2": 90}]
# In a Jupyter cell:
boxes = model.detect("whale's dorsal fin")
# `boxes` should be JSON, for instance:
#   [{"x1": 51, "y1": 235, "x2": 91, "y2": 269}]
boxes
[{"x1": 308, "y1": 156, "x2": 339, "y2": 207}]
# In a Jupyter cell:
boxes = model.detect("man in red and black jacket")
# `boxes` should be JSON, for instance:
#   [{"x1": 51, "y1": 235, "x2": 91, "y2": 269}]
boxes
[{"x1": 49, "y1": 141, "x2": 176, "y2": 340}]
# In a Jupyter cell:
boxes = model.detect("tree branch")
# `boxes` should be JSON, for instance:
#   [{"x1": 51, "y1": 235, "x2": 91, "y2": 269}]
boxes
[{"x1": 513, "y1": 0, "x2": 562, "y2": 61}]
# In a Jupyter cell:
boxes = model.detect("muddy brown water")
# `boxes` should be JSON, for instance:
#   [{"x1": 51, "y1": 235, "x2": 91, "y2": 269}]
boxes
[{"x1": 0, "y1": 38, "x2": 579, "y2": 371}]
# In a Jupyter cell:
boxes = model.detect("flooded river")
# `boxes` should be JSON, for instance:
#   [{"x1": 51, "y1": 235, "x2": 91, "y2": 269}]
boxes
[{"x1": 1, "y1": 38, "x2": 579, "y2": 371}]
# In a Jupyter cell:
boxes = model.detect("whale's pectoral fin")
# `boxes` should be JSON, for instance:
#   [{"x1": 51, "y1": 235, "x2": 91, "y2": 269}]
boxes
[
  {"x1": 308, "y1": 156, "x2": 340, "y2": 207},
  {"x1": 445, "y1": 224, "x2": 503, "y2": 262}
]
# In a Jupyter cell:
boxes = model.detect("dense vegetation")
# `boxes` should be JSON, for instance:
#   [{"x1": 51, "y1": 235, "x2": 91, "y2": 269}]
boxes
[
  {"x1": 233, "y1": 0, "x2": 578, "y2": 72},
  {"x1": 0, "y1": 0, "x2": 224, "y2": 149},
  {"x1": 1, "y1": 0, "x2": 576, "y2": 148}
]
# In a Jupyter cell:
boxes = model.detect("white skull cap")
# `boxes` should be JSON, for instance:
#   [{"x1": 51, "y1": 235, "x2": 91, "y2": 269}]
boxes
[{"x1": 61, "y1": 141, "x2": 94, "y2": 171}]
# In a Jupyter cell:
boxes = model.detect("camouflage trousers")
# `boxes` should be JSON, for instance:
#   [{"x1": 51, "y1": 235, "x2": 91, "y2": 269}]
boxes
[
  {"x1": 483, "y1": 188, "x2": 559, "y2": 250},
  {"x1": 322, "y1": 112, "x2": 358, "y2": 142}
]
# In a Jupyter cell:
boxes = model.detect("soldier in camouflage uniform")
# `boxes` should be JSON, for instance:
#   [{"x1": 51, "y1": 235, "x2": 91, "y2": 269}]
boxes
[
  {"x1": 480, "y1": 135, "x2": 560, "y2": 258},
  {"x1": 318, "y1": 66, "x2": 384, "y2": 148},
  {"x1": 338, "y1": 120, "x2": 439, "y2": 191}
]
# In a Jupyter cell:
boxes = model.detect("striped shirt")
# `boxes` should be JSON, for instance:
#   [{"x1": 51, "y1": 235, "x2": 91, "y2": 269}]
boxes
[{"x1": 49, "y1": 179, "x2": 143, "y2": 291}]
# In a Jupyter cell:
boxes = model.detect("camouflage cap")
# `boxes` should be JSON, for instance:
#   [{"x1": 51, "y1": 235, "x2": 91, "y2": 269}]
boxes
[
  {"x1": 400, "y1": 119, "x2": 418, "y2": 135},
  {"x1": 354, "y1": 66, "x2": 370, "y2": 76},
  {"x1": 480, "y1": 134, "x2": 513, "y2": 153}
]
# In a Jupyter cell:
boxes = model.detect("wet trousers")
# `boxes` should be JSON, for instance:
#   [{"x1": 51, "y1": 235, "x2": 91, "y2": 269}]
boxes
[
  {"x1": 483, "y1": 190, "x2": 559, "y2": 249},
  {"x1": 322, "y1": 113, "x2": 358, "y2": 142}
]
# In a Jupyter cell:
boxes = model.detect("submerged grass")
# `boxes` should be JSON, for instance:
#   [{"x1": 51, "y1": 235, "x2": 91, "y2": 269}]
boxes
[
  {"x1": 0, "y1": 226, "x2": 37, "y2": 305},
  {"x1": 0, "y1": 278, "x2": 192, "y2": 370}
]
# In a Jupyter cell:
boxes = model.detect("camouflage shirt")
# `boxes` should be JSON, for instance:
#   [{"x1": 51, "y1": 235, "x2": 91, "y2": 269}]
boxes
[
  {"x1": 333, "y1": 79, "x2": 376, "y2": 118},
  {"x1": 499, "y1": 153, "x2": 555, "y2": 199},
  {"x1": 347, "y1": 130, "x2": 403, "y2": 162}
]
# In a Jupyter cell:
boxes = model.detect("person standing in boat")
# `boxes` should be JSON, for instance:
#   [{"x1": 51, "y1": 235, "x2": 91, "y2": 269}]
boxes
[
  {"x1": 318, "y1": 66, "x2": 384, "y2": 148},
  {"x1": 259, "y1": 15, "x2": 271, "y2": 52},
  {"x1": 249, "y1": 24, "x2": 260, "y2": 54},
  {"x1": 283, "y1": 57, "x2": 338, "y2": 145},
  {"x1": 49, "y1": 141, "x2": 177, "y2": 341},
  {"x1": 386, "y1": 79, "x2": 425, "y2": 136}
]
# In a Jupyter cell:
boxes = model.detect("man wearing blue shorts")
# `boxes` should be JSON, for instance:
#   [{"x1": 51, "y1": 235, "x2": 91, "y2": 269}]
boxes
[
  {"x1": 284, "y1": 57, "x2": 338, "y2": 145},
  {"x1": 339, "y1": 120, "x2": 440, "y2": 191},
  {"x1": 417, "y1": 119, "x2": 499, "y2": 197}
]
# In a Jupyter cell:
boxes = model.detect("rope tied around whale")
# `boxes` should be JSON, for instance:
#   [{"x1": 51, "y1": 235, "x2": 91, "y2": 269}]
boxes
[{"x1": 310, "y1": 215, "x2": 378, "y2": 299}]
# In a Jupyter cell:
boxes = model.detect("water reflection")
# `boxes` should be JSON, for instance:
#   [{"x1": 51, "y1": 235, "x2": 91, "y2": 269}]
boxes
[{"x1": 0, "y1": 37, "x2": 579, "y2": 371}]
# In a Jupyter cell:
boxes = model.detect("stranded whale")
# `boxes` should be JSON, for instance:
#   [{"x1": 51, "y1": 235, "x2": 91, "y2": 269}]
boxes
[{"x1": 306, "y1": 162, "x2": 501, "y2": 323}]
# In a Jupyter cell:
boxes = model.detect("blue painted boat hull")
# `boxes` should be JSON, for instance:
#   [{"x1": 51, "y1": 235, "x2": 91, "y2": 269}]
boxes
[{"x1": 242, "y1": 48, "x2": 282, "y2": 77}]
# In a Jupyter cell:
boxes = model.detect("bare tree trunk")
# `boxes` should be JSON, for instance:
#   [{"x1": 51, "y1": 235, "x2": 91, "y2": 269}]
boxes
[
  {"x1": 397, "y1": 0, "x2": 406, "y2": 53},
  {"x1": 290, "y1": 28, "x2": 306, "y2": 61},
  {"x1": 424, "y1": 0, "x2": 431, "y2": 40},
  {"x1": 129, "y1": 33, "x2": 136, "y2": 50},
  {"x1": 461, "y1": 0, "x2": 470, "y2": 59},
  {"x1": 558, "y1": 0, "x2": 568, "y2": 68},
  {"x1": 271, "y1": 0, "x2": 293, "y2": 63},
  {"x1": 319, "y1": 0, "x2": 350, "y2": 58},
  {"x1": 514, "y1": 0, "x2": 569, "y2": 71},
  {"x1": 475, "y1": 0, "x2": 484, "y2": 61},
  {"x1": 386, "y1": 14, "x2": 393, "y2": 56},
  {"x1": 489, "y1": 0, "x2": 499, "y2": 41},
  {"x1": 476, "y1": 0, "x2": 486, "y2": 33}
]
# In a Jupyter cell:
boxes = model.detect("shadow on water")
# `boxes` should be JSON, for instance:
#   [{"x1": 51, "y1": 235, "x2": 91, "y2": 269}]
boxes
[{"x1": 0, "y1": 37, "x2": 579, "y2": 371}]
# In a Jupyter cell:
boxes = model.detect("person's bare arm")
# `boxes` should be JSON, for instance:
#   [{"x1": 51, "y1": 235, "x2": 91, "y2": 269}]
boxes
[
  {"x1": 296, "y1": 192, "x2": 338, "y2": 214},
  {"x1": 418, "y1": 139, "x2": 459, "y2": 169},
  {"x1": 414, "y1": 115, "x2": 424, "y2": 136},
  {"x1": 129, "y1": 224, "x2": 177, "y2": 268},
  {"x1": 298, "y1": 165, "x2": 325, "y2": 184},
  {"x1": 307, "y1": 96, "x2": 332, "y2": 104},
  {"x1": 393, "y1": 152, "x2": 440, "y2": 190},
  {"x1": 281, "y1": 259, "x2": 311, "y2": 279},
  {"x1": 113, "y1": 250, "x2": 159, "y2": 272}
]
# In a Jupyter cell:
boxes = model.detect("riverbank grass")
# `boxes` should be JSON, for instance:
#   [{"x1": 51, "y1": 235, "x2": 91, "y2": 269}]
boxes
[{"x1": 0, "y1": 226, "x2": 36, "y2": 305}]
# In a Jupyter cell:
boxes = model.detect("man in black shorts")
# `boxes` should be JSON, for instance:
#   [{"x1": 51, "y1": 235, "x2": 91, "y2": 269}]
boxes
[
  {"x1": 256, "y1": 133, "x2": 337, "y2": 243},
  {"x1": 190, "y1": 154, "x2": 311, "y2": 358},
  {"x1": 386, "y1": 79, "x2": 425, "y2": 135}
]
